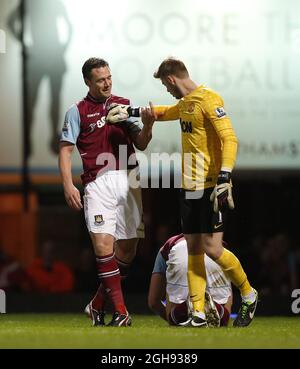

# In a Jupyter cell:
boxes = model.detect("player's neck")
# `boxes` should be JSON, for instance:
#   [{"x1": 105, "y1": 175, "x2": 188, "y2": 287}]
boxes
[
  {"x1": 180, "y1": 79, "x2": 198, "y2": 96},
  {"x1": 88, "y1": 91, "x2": 108, "y2": 103}
]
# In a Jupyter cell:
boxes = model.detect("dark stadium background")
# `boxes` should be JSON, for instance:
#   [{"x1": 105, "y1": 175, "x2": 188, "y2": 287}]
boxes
[
  {"x1": 1, "y1": 0, "x2": 300, "y2": 317},
  {"x1": 1, "y1": 171, "x2": 299, "y2": 316}
]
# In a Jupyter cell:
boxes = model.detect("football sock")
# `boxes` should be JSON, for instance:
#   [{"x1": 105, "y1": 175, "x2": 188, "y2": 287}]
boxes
[
  {"x1": 187, "y1": 253, "x2": 206, "y2": 315},
  {"x1": 91, "y1": 284, "x2": 106, "y2": 311},
  {"x1": 214, "y1": 303, "x2": 230, "y2": 326},
  {"x1": 241, "y1": 289, "x2": 256, "y2": 304},
  {"x1": 215, "y1": 302, "x2": 224, "y2": 319},
  {"x1": 96, "y1": 253, "x2": 127, "y2": 314},
  {"x1": 221, "y1": 306, "x2": 230, "y2": 326},
  {"x1": 193, "y1": 310, "x2": 206, "y2": 319},
  {"x1": 168, "y1": 302, "x2": 189, "y2": 325},
  {"x1": 215, "y1": 248, "x2": 253, "y2": 297}
]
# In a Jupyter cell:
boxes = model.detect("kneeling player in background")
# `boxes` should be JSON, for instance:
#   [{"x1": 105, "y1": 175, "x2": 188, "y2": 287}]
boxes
[{"x1": 148, "y1": 234, "x2": 232, "y2": 327}]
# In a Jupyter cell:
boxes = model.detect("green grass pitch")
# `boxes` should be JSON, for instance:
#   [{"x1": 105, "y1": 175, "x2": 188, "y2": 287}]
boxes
[{"x1": 0, "y1": 314, "x2": 299, "y2": 349}]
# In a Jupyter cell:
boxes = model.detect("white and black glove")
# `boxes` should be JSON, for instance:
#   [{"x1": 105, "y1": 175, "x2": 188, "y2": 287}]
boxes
[
  {"x1": 106, "y1": 103, "x2": 140, "y2": 124},
  {"x1": 210, "y1": 171, "x2": 235, "y2": 213}
]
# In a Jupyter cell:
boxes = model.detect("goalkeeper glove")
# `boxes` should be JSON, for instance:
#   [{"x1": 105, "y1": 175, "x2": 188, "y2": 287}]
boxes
[
  {"x1": 106, "y1": 103, "x2": 140, "y2": 124},
  {"x1": 210, "y1": 171, "x2": 235, "y2": 213}
]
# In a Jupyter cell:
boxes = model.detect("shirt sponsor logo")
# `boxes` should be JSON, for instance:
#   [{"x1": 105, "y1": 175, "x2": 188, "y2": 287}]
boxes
[
  {"x1": 89, "y1": 123, "x2": 97, "y2": 133},
  {"x1": 97, "y1": 118, "x2": 106, "y2": 128},
  {"x1": 89, "y1": 117, "x2": 106, "y2": 132},
  {"x1": 180, "y1": 119, "x2": 193, "y2": 133},
  {"x1": 215, "y1": 107, "x2": 227, "y2": 118}
]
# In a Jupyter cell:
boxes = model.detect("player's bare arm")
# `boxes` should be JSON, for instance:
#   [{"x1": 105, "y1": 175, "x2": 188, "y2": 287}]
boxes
[
  {"x1": 58, "y1": 141, "x2": 83, "y2": 211},
  {"x1": 132, "y1": 102, "x2": 156, "y2": 151},
  {"x1": 148, "y1": 272, "x2": 167, "y2": 321}
]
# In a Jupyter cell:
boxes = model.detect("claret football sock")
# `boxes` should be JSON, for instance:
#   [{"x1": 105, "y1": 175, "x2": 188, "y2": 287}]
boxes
[
  {"x1": 91, "y1": 284, "x2": 106, "y2": 311},
  {"x1": 168, "y1": 301, "x2": 189, "y2": 325},
  {"x1": 96, "y1": 253, "x2": 127, "y2": 315}
]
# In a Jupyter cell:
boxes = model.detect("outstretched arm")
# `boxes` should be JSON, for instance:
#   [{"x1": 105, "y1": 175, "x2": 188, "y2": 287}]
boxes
[
  {"x1": 153, "y1": 105, "x2": 180, "y2": 121},
  {"x1": 106, "y1": 103, "x2": 180, "y2": 124}
]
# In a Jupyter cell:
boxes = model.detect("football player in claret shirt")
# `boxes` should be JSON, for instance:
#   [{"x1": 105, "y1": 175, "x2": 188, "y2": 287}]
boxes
[
  {"x1": 107, "y1": 57, "x2": 258, "y2": 328},
  {"x1": 148, "y1": 234, "x2": 232, "y2": 327},
  {"x1": 59, "y1": 58, "x2": 155, "y2": 327}
]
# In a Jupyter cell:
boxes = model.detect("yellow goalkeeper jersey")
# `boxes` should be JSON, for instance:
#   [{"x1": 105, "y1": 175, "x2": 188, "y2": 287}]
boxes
[{"x1": 154, "y1": 85, "x2": 238, "y2": 190}]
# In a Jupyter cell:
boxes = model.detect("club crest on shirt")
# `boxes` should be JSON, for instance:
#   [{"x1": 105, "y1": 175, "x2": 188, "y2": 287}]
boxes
[
  {"x1": 215, "y1": 107, "x2": 227, "y2": 118},
  {"x1": 186, "y1": 102, "x2": 195, "y2": 113},
  {"x1": 94, "y1": 215, "x2": 104, "y2": 225}
]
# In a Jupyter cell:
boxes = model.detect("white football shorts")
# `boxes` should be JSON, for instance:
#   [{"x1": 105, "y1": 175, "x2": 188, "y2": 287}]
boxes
[
  {"x1": 83, "y1": 169, "x2": 144, "y2": 240},
  {"x1": 166, "y1": 240, "x2": 231, "y2": 305}
]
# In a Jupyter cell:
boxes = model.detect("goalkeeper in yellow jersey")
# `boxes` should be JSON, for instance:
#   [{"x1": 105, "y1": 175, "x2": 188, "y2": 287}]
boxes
[{"x1": 106, "y1": 57, "x2": 258, "y2": 327}]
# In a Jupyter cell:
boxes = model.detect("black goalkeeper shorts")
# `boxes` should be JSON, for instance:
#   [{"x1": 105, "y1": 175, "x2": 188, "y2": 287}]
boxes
[{"x1": 180, "y1": 187, "x2": 227, "y2": 234}]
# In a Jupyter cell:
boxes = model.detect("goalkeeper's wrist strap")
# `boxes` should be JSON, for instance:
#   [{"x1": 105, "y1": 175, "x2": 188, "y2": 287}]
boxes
[
  {"x1": 127, "y1": 107, "x2": 141, "y2": 117},
  {"x1": 217, "y1": 171, "x2": 231, "y2": 184}
]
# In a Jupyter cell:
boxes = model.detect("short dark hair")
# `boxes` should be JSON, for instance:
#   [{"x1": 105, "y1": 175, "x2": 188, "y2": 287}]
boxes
[
  {"x1": 82, "y1": 58, "x2": 109, "y2": 81},
  {"x1": 153, "y1": 57, "x2": 189, "y2": 79}
]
